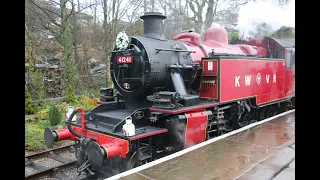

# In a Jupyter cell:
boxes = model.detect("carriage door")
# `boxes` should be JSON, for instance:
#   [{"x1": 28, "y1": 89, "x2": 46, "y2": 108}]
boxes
[{"x1": 285, "y1": 48, "x2": 295, "y2": 97}]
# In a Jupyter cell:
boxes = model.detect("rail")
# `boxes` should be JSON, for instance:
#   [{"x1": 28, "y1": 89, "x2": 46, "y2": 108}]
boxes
[{"x1": 25, "y1": 144, "x2": 76, "y2": 180}]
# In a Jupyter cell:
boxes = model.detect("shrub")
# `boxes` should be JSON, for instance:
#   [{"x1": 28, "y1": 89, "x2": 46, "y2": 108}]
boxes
[
  {"x1": 37, "y1": 109, "x2": 49, "y2": 120},
  {"x1": 58, "y1": 102, "x2": 69, "y2": 121},
  {"x1": 74, "y1": 93, "x2": 98, "y2": 112},
  {"x1": 58, "y1": 102, "x2": 69, "y2": 114},
  {"x1": 86, "y1": 97, "x2": 99, "y2": 107},
  {"x1": 66, "y1": 85, "x2": 77, "y2": 103},
  {"x1": 48, "y1": 105, "x2": 62, "y2": 126},
  {"x1": 25, "y1": 114, "x2": 38, "y2": 123},
  {"x1": 38, "y1": 118, "x2": 50, "y2": 129}
]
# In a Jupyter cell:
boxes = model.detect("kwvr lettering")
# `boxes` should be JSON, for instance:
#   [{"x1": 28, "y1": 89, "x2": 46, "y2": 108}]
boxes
[
  {"x1": 245, "y1": 76, "x2": 251, "y2": 86},
  {"x1": 235, "y1": 74, "x2": 277, "y2": 87},
  {"x1": 235, "y1": 76, "x2": 240, "y2": 87}
]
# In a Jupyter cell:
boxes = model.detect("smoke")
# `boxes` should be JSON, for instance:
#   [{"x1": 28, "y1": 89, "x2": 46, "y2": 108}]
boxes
[
  {"x1": 237, "y1": 0, "x2": 295, "y2": 40},
  {"x1": 211, "y1": 22, "x2": 222, "y2": 28}
]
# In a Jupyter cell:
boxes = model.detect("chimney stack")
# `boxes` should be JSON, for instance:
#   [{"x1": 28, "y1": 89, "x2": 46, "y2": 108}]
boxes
[{"x1": 140, "y1": 12, "x2": 166, "y2": 40}]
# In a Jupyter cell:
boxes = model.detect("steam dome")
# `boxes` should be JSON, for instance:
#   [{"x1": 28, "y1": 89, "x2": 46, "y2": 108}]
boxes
[{"x1": 204, "y1": 27, "x2": 229, "y2": 45}]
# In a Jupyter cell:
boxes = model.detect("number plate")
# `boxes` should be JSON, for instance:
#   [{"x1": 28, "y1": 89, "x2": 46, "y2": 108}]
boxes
[{"x1": 117, "y1": 56, "x2": 133, "y2": 64}]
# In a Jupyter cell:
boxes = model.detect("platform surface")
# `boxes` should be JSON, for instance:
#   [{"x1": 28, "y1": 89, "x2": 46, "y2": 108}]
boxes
[{"x1": 107, "y1": 111, "x2": 295, "y2": 180}]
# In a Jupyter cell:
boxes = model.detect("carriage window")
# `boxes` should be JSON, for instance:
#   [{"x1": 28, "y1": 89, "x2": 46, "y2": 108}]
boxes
[{"x1": 286, "y1": 51, "x2": 291, "y2": 68}]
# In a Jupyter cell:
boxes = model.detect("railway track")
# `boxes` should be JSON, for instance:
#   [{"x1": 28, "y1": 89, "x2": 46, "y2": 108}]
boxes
[{"x1": 25, "y1": 144, "x2": 77, "y2": 180}]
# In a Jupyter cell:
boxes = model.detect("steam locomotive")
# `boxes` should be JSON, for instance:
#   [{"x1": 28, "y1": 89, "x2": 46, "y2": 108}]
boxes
[{"x1": 44, "y1": 12, "x2": 295, "y2": 176}]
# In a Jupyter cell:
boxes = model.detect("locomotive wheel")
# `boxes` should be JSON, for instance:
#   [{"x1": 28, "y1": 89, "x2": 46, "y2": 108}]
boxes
[
  {"x1": 266, "y1": 106, "x2": 277, "y2": 118},
  {"x1": 110, "y1": 150, "x2": 139, "y2": 175},
  {"x1": 219, "y1": 124, "x2": 227, "y2": 135},
  {"x1": 126, "y1": 150, "x2": 139, "y2": 170},
  {"x1": 259, "y1": 108, "x2": 266, "y2": 120},
  {"x1": 111, "y1": 158, "x2": 127, "y2": 175}
]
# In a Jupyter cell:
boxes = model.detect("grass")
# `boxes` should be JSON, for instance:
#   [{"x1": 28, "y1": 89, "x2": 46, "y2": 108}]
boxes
[
  {"x1": 25, "y1": 91, "x2": 100, "y2": 151},
  {"x1": 25, "y1": 120, "x2": 67, "y2": 151},
  {"x1": 25, "y1": 123, "x2": 46, "y2": 151}
]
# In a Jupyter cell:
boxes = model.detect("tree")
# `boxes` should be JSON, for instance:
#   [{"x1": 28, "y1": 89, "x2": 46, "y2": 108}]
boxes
[
  {"x1": 26, "y1": 0, "x2": 96, "y2": 96},
  {"x1": 60, "y1": 0, "x2": 78, "y2": 91},
  {"x1": 25, "y1": 30, "x2": 45, "y2": 100},
  {"x1": 186, "y1": 0, "x2": 248, "y2": 34},
  {"x1": 102, "y1": 0, "x2": 139, "y2": 87},
  {"x1": 271, "y1": 26, "x2": 295, "y2": 39},
  {"x1": 102, "y1": 0, "x2": 111, "y2": 87}
]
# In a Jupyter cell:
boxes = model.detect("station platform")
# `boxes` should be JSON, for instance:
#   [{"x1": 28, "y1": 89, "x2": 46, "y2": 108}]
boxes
[{"x1": 106, "y1": 110, "x2": 295, "y2": 180}]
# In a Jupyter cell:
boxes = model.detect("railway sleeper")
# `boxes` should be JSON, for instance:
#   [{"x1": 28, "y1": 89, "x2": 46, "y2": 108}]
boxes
[
  {"x1": 25, "y1": 160, "x2": 47, "y2": 170},
  {"x1": 49, "y1": 152, "x2": 73, "y2": 164}
]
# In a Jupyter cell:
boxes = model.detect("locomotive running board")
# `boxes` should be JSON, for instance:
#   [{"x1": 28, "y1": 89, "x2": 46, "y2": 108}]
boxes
[{"x1": 149, "y1": 102, "x2": 219, "y2": 114}]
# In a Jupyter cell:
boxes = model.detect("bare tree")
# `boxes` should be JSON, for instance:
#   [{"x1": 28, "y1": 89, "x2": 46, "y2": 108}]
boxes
[
  {"x1": 184, "y1": 0, "x2": 249, "y2": 34},
  {"x1": 101, "y1": 0, "x2": 142, "y2": 87},
  {"x1": 102, "y1": 0, "x2": 111, "y2": 87},
  {"x1": 25, "y1": 0, "x2": 99, "y2": 97}
]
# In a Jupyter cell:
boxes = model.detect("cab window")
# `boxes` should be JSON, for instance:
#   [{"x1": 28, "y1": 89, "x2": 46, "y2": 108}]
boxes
[
  {"x1": 286, "y1": 51, "x2": 291, "y2": 68},
  {"x1": 285, "y1": 50, "x2": 295, "y2": 68}
]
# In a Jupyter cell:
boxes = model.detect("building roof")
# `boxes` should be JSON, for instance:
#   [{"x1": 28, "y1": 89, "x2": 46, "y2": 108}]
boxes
[{"x1": 269, "y1": 37, "x2": 295, "y2": 48}]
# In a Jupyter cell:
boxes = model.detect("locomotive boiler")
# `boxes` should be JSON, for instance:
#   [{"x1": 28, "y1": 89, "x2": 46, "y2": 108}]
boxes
[{"x1": 44, "y1": 12, "x2": 295, "y2": 177}]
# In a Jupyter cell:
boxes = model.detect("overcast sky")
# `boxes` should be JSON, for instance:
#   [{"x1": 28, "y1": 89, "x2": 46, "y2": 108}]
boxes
[
  {"x1": 65, "y1": 0, "x2": 216, "y2": 23},
  {"x1": 60, "y1": 0, "x2": 294, "y2": 34}
]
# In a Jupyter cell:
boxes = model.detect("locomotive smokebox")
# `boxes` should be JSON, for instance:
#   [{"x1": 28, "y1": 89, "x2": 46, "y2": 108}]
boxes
[{"x1": 140, "y1": 12, "x2": 166, "y2": 40}]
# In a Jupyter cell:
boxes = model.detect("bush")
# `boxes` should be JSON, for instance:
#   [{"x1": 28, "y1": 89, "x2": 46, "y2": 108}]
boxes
[
  {"x1": 58, "y1": 102, "x2": 69, "y2": 114},
  {"x1": 74, "y1": 93, "x2": 98, "y2": 112},
  {"x1": 48, "y1": 104, "x2": 62, "y2": 126},
  {"x1": 25, "y1": 114, "x2": 38, "y2": 123},
  {"x1": 37, "y1": 109, "x2": 49, "y2": 120},
  {"x1": 66, "y1": 85, "x2": 77, "y2": 103},
  {"x1": 25, "y1": 85, "x2": 35, "y2": 115},
  {"x1": 38, "y1": 118, "x2": 50, "y2": 129},
  {"x1": 86, "y1": 97, "x2": 100, "y2": 107},
  {"x1": 58, "y1": 102, "x2": 69, "y2": 121}
]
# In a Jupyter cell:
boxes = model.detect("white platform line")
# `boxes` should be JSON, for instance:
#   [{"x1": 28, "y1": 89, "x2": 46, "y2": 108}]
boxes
[{"x1": 105, "y1": 109, "x2": 295, "y2": 180}]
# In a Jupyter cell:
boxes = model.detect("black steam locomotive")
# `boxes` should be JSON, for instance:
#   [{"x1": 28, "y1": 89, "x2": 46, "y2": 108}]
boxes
[{"x1": 44, "y1": 12, "x2": 295, "y2": 177}]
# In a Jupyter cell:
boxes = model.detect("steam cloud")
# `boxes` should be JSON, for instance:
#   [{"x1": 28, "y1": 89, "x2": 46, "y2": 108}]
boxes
[
  {"x1": 211, "y1": 22, "x2": 222, "y2": 28},
  {"x1": 237, "y1": 0, "x2": 295, "y2": 40}
]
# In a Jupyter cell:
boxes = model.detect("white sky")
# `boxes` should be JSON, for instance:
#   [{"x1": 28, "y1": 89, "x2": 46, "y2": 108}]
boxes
[
  {"x1": 237, "y1": 0, "x2": 295, "y2": 39},
  {"x1": 70, "y1": 0, "x2": 227, "y2": 23},
  {"x1": 60, "y1": 0, "x2": 294, "y2": 35}
]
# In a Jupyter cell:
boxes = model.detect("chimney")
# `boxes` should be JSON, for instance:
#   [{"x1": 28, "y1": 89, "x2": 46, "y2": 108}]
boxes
[{"x1": 140, "y1": 12, "x2": 166, "y2": 40}]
